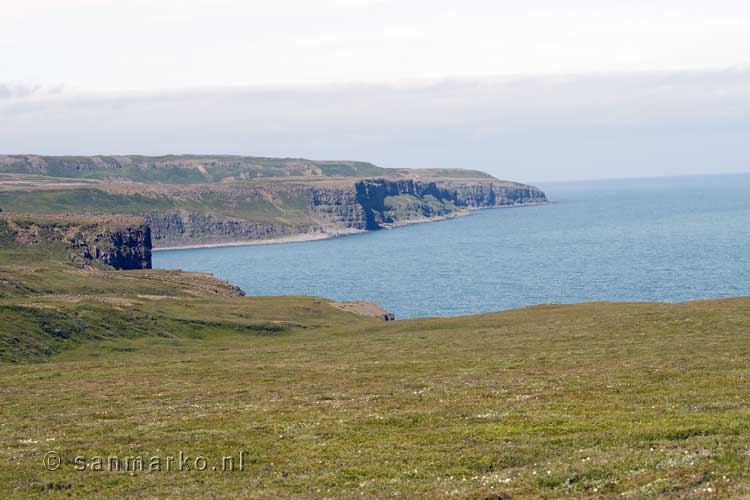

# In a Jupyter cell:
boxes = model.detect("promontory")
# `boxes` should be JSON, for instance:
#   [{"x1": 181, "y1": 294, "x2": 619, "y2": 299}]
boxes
[{"x1": 0, "y1": 154, "x2": 547, "y2": 248}]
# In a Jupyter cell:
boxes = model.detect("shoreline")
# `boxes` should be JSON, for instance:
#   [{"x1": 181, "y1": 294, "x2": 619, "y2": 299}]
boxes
[
  {"x1": 153, "y1": 201, "x2": 549, "y2": 252},
  {"x1": 152, "y1": 228, "x2": 364, "y2": 251}
]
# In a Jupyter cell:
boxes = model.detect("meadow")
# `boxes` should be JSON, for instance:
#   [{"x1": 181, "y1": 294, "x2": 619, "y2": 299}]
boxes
[{"x1": 3, "y1": 254, "x2": 750, "y2": 497}]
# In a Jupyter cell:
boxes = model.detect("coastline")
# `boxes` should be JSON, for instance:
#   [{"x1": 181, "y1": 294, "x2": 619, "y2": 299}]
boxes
[
  {"x1": 153, "y1": 201, "x2": 549, "y2": 252},
  {"x1": 152, "y1": 228, "x2": 364, "y2": 251}
]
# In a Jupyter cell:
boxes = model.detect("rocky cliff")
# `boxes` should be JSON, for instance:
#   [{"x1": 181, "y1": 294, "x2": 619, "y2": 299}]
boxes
[
  {"x1": 353, "y1": 178, "x2": 547, "y2": 230},
  {"x1": 67, "y1": 223, "x2": 152, "y2": 270},
  {"x1": 0, "y1": 154, "x2": 547, "y2": 248},
  {"x1": 144, "y1": 211, "x2": 324, "y2": 247},
  {"x1": 1, "y1": 215, "x2": 152, "y2": 269},
  {"x1": 136, "y1": 178, "x2": 546, "y2": 247}
]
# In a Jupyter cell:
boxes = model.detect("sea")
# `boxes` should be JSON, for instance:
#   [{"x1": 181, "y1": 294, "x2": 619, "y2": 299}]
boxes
[{"x1": 153, "y1": 174, "x2": 750, "y2": 319}]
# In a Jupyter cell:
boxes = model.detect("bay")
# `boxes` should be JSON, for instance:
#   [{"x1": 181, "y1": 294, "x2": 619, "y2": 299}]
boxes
[{"x1": 154, "y1": 174, "x2": 750, "y2": 319}]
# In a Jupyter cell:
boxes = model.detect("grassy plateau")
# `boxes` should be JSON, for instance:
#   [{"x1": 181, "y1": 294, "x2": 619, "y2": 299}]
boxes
[{"x1": 1, "y1": 224, "x2": 750, "y2": 498}]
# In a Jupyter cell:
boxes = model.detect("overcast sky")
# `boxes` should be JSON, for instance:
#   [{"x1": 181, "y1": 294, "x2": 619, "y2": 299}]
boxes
[{"x1": 2, "y1": 0, "x2": 750, "y2": 181}]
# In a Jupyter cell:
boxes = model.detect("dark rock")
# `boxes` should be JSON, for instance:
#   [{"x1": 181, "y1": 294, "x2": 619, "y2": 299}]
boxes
[
  {"x1": 145, "y1": 210, "x2": 322, "y2": 247},
  {"x1": 3, "y1": 214, "x2": 152, "y2": 270},
  {"x1": 484, "y1": 493, "x2": 511, "y2": 500},
  {"x1": 68, "y1": 224, "x2": 152, "y2": 270}
]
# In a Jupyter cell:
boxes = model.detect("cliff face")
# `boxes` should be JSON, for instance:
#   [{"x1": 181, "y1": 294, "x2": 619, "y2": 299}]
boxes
[
  {"x1": 353, "y1": 178, "x2": 548, "y2": 230},
  {"x1": 307, "y1": 184, "x2": 368, "y2": 230},
  {"x1": 136, "y1": 178, "x2": 547, "y2": 247},
  {"x1": 2, "y1": 215, "x2": 152, "y2": 269},
  {"x1": 67, "y1": 224, "x2": 152, "y2": 270},
  {"x1": 144, "y1": 211, "x2": 323, "y2": 247},
  {"x1": 0, "y1": 156, "x2": 547, "y2": 248}
]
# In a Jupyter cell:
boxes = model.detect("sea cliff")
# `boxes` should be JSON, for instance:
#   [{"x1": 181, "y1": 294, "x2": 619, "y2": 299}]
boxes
[
  {"x1": 143, "y1": 178, "x2": 547, "y2": 247},
  {"x1": 1, "y1": 214, "x2": 152, "y2": 269},
  {"x1": 0, "y1": 154, "x2": 547, "y2": 248}
]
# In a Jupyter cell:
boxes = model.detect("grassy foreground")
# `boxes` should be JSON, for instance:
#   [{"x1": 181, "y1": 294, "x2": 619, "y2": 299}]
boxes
[{"x1": 2, "y1": 242, "x2": 750, "y2": 498}]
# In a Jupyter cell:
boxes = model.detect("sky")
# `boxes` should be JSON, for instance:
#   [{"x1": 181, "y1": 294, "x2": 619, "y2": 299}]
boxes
[{"x1": 2, "y1": 0, "x2": 750, "y2": 181}]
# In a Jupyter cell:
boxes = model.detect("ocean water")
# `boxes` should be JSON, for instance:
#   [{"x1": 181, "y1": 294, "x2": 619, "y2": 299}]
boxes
[{"x1": 153, "y1": 174, "x2": 750, "y2": 319}]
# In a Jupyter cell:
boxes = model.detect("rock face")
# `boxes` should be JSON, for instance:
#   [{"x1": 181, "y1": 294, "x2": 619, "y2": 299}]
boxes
[
  {"x1": 2, "y1": 215, "x2": 152, "y2": 269},
  {"x1": 353, "y1": 178, "x2": 547, "y2": 230},
  {"x1": 144, "y1": 211, "x2": 323, "y2": 248},
  {"x1": 139, "y1": 178, "x2": 547, "y2": 247},
  {"x1": 0, "y1": 154, "x2": 548, "y2": 248},
  {"x1": 308, "y1": 184, "x2": 368, "y2": 230},
  {"x1": 67, "y1": 224, "x2": 152, "y2": 270}
]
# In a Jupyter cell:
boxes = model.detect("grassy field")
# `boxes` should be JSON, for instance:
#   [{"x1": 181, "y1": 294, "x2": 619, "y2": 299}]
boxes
[
  {"x1": 2, "y1": 239, "x2": 750, "y2": 498},
  {"x1": 0, "y1": 155, "x2": 500, "y2": 184},
  {"x1": 0, "y1": 189, "x2": 177, "y2": 215},
  {"x1": 0, "y1": 188, "x2": 312, "y2": 224},
  {"x1": 0, "y1": 155, "x2": 395, "y2": 183}
]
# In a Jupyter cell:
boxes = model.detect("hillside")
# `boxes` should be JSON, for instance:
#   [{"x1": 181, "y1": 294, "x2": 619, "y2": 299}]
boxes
[
  {"x1": 1, "y1": 218, "x2": 750, "y2": 498},
  {"x1": 0, "y1": 155, "x2": 546, "y2": 248},
  {"x1": 0, "y1": 154, "x2": 495, "y2": 184}
]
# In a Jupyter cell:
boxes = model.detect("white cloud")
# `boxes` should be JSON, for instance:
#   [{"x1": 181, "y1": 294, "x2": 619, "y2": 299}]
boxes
[{"x1": 2, "y1": 0, "x2": 750, "y2": 91}]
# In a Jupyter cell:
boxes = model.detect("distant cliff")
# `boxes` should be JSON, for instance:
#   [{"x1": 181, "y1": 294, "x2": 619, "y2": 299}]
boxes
[
  {"x1": 137, "y1": 178, "x2": 546, "y2": 247},
  {"x1": 1, "y1": 215, "x2": 152, "y2": 269},
  {"x1": 0, "y1": 154, "x2": 547, "y2": 248},
  {"x1": 354, "y1": 178, "x2": 547, "y2": 230},
  {"x1": 144, "y1": 211, "x2": 324, "y2": 247}
]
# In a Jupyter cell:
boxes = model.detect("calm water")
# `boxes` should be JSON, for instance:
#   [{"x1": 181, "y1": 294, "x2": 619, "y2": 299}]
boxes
[{"x1": 154, "y1": 174, "x2": 750, "y2": 319}]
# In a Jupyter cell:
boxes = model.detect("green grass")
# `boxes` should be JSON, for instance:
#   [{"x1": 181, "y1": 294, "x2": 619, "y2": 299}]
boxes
[
  {"x1": 382, "y1": 194, "x2": 458, "y2": 220},
  {"x1": 0, "y1": 188, "x2": 313, "y2": 225},
  {"x1": 179, "y1": 191, "x2": 310, "y2": 223},
  {"x1": 0, "y1": 155, "x2": 502, "y2": 185},
  {"x1": 317, "y1": 162, "x2": 390, "y2": 177},
  {"x1": 2, "y1": 242, "x2": 750, "y2": 497},
  {"x1": 0, "y1": 155, "x2": 395, "y2": 184},
  {"x1": 0, "y1": 189, "x2": 176, "y2": 215},
  {"x1": 4, "y1": 297, "x2": 750, "y2": 498}
]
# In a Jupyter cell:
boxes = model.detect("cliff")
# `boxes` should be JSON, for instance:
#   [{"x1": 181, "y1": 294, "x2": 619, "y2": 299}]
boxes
[
  {"x1": 132, "y1": 178, "x2": 546, "y2": 247},
  {"x1": 0, "y1": 154, "x2": 547, "y2": 248},
  {"x1": 144, "y1": 211, "x2": 324, "y2": 248},
  {"x1": 67, "y1": 223, "x2": 152, "y2": 270},
  {"x1": 0, "y1": 214, "x2": 152, "y2": 269},
  {"x1": 353, "y1": 178, "x2": 547, "y2": 230}
]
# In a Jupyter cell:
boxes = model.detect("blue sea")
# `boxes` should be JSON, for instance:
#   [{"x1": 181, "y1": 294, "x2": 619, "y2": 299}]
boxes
[{"x1": 153, "y1": 174, "x2": 750, "y2": 319}]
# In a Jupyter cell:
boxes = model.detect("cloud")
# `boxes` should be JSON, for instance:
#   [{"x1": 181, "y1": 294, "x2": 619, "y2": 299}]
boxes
[
  {"x1": 0, "y1": 83, "x2": 65, "y2": 101},
  {"x1": 4, "y1": 0, "x2": 750, "y2": 92},
  {"x1": 1, "y1": 69, "x2": 749, "y2": 181}
]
